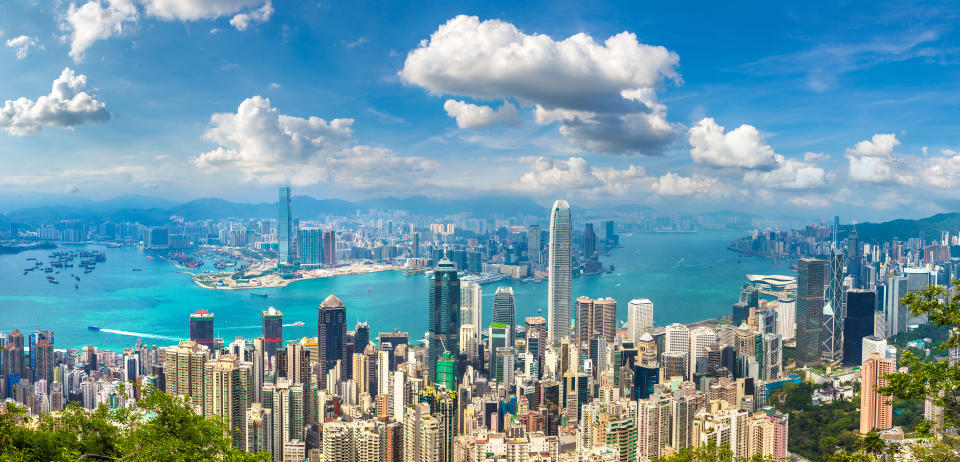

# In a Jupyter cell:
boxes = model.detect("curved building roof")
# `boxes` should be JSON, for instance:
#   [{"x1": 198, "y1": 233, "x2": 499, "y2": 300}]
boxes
[
  {"x1": 746, "y1": 274, "x2": 797, "y2": 285},
  {"x1": 321, "y1": 294, "x2": 343, "y2": 307}
]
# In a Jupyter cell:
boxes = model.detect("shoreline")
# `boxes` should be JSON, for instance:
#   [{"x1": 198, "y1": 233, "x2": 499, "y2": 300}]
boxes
[{"x1": 190, "y1": 262, "x2": 404, "y2": 290}]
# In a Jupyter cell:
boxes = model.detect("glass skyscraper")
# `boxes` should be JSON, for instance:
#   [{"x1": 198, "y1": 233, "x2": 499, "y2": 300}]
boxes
[
  {"x1": 797, "y1": 258, "x2": 826, "y2": 368},
  {"x1": 427, "y1": 258, "x2": 460, "y2": 386},
  {"x1": 277, "y1": 187, "x2": 294, "y2": 266},
  {"x1": 317, "y1": 295, "x2": 347, "y2": 390},
  {"x1": 492, "y1": 287, "x2": 516, "y2": 346},
  {"x1": 297, "y1": 228, "x2": 323, "y2": 267},
  {"x1": 189, "y1": 310, "x2": 214, "y2": 350},
  {"x1": 548, "y1": 199, "x2": 572, "y2": 343}
]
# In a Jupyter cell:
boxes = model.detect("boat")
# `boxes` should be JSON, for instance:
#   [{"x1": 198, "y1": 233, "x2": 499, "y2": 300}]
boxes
[
  {"x1": 49, "y1": 278, "x2": 58, "y2": 284},
  {"x1": 88, "y1": 326, "x2": 100, "y2": 331},
  {"x1": 292, "y1": 321, "x2": 305, "y2": 326},
  {"x1": 75, "y1": 284, "x2": 79, "y2": 289},
  {"x1": 75, "y1": 276, "x2": 80, "y2": 281},
  {"x1": 132, "y1": 268, "x2": 142, "y2": 272},
  {"x1": 250, "y1": 293, "x2": 268, "y2": 298}
]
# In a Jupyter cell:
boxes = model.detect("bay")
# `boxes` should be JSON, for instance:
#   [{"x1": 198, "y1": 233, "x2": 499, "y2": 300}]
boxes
[{"x1": 0, "y1": 230, "x2": 790, "y2": 351}]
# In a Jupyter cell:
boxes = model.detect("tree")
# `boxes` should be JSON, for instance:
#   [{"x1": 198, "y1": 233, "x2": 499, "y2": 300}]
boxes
[{"x1": 879, "y1": 278, "x2": 960, "y2": 435}]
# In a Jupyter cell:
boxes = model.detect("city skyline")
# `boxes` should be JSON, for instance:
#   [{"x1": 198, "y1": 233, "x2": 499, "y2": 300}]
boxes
[{"x1": 1, "y1": 3, "x2": 959, "y2": 221}]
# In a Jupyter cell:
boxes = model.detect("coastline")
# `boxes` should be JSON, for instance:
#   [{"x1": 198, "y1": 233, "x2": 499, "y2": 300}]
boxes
[{"x1": 190, "y1": 262, "x2": 404, "y2": 290}]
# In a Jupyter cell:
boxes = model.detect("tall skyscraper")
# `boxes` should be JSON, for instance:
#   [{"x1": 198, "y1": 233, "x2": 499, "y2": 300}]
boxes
[
  {"x1": 28, "y1": 330, "x2": 53, "y2": 382},
  {"x1": 190, "y1": 310, "x2": 215, "y2": 350},
  {"x1": 796, "y1": 258, "x2": 826, "y2": 368},
  {"x1": 278, "y1": 186, "x2": 294, "y2": 266},
  {"x1": 203, "y1": 354, "x2": 254, "y2": 448},
  {"x1": 262, "y1": 307, "x2": 283, "y2": 360},
  {"x1": 688, "y1": 326, "x2": 718, "y2": 377},
  {"x1": 527, "y1": 225, "x2": 541, "y2": 264},
  {"x1": 460, "y1": 281, "x2": 482, "y2": 349},
  {"x1": 162, "y1": 340, "x2": 210, "y2": 408},
  {"x1": 583, "y1": 223, "x2": 596, "y2": 260},
  {"x1": 843, "y1": 290, "x2": 878, "y2": 366},
  {"x1": 427, "y1": 258, "x2": 460, "y2": 385},
  {"x1": 297, "y1": 228, "x2": 323, "y2": 267},
  {"x1": 4, "y1": 330, "x2": 24, "y2": 378},
  {"x1": 322, "y1": 230, "x2": 337, "y2": 265},
  {"x1": 34, "y1": 338, "x2": 54, "y2": 387},
  {"x1": 547, "y1": 200, "x2": 572, "y2": 343},
  {"x1": 821, "y1": 244, "x2": 846, "y2": 364},
  {"x1": 317, "y1": 295, "x2": 347, "y2": 390},
  {"x1": 492, "y1": 287, "x2": 516, "y2": 346},
  {"x1": 627, "y1": 299, "x2": 654, "y2": 343},
  {"x1": 575, "y1": 296, "x2": 616, "y2": 344},
  {"x1": 860, "y1": 353, "x2": 894, "y2": 434}
]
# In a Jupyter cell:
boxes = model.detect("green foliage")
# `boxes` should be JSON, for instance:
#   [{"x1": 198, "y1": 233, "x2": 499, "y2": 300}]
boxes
[
  {"x1": 878, "y1": 278, "x2": 960, "y2": 436},
  {"x1": 768, "y1": 382, "x2": 861, "y2": 461},
  {"x1": 0, "y1": 388, "x2": 269, "y2": 462},
  {"x1": 652, "y1": 440, "x2": 774, "y2": 462}
]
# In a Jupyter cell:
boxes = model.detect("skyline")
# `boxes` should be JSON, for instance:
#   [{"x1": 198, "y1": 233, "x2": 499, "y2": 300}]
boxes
[{"x1": 2, "y1": 2, "x2": 960, "y2": 221}]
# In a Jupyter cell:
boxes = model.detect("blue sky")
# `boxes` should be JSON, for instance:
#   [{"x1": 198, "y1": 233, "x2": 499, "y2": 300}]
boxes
[{"x1": 1, "y1": 1, "x2": 959, "y2": 220}]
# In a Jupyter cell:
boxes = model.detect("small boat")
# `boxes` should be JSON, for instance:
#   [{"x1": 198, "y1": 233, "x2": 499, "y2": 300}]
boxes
[
  {"x1": 292, "y1": 321, "x2": 305, "y2": 326},
  {"x1": 250, "y1": 293, "x2": 268, "y2": 298},
  {"x1": 132, "y1": 268, "x2": 142, "y2": 272},
  {"x1": 23, "y1": 271, "x2": 27, "y2": 275},
  {"x1": 75, "y1": 284, "x2": 79, "y2": 289},
  {"x1": 49, "y1": 279, "x2": 58, "y2": 284},
  {"x1": 88, "y1": 326, "x2": 100, "y2": 331}
]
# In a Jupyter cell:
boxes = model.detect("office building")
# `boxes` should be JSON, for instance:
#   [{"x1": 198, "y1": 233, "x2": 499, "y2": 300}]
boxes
[
  {"x1": 460, "y1": 281, "x2": 482, "y2": 349},
  {"x1": 843, "y1": 290, "x2": 877, "y2": 366},
  {"x1": 627, "y1": 299, "x2": 654, "y2": 343},
  {"x1": 860, "y1": 353, "x2": 894, "y2": 434},
  {"x1": 583, "y1": 223, "x2": 596, "y2": 260},
  {"x1": 548, "y1": 200, "x2": 572, "y2": 343},
  {"x1": 297, "y1": 228, "x2": 323, "y2": 267},
  {"x1": 262, "y1": 307, "x2": 283, "y2": 359},
  {"x1": 190, "y1": 310, "x2": 215, "y2": 350},
  {"x1": 527, "y1": 224, "x2": 541, "y2": 264},
  {"x1": 322, "y1": 230, "x2": 337, "y2": 265},
  {"x1": 575, "y1": 296, "x2": 617, "y2": 344},
  {"x1": 427, "y1": 258, "x2": 461, "y2": 386},
  {"x1": 278, "y1": 187, "x2": 294, "y2": 266},
  {"x1": 821, "y1": 246, "x2": 846, "y2": 364},
  {"x1": 796, "y1": 258, "x2": 826, "y2": 368},
  {"x1": 492, "y1": 287, "x2": 516, "y2": 346},
  {"x1": 317, "y1": 295, "x2": 347, "y2": 390},
  {"x1": 689, "y1": 327, "x2": 718, "y2": 377},
  {"x1": 34, "y1": 339, "x2": 54, "y2": 387}
]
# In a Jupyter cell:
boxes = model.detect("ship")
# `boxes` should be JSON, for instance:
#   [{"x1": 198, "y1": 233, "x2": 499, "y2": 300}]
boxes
[
  {"x1": 132, "y1": 268, "x2": 142, "y2": 272},
  {"x1": 88, "y1": 326, "x2": 100, "y2": 331},
  {"x1": 250, "y1": 293, "x2": 268, "y2": 298},
  {"x1": 292, "y1": 321, "x2": 305, "y2": 326}
]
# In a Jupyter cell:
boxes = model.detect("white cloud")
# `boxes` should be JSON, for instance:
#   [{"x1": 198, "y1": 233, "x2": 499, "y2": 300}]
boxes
[
  {"x1": 0, "y1": 68, "x2": 110, "y2": 136},
  {"x1": 344, "y1": 36, "x2": 367, "y2": 48},
  {"x1": 61, "y1": 0, "x2": 272, "y2": 60},
  {"x1": 803, "y1": 152, "x2": 830, "y2": 162},
  {"x1": 941, "y1": 148, "x2": 957, "y2": 157},
  {"x1": 651, "y1": 172, "x2": 738, "y2": 197},
  {"x1": 443, "y1": 100, "x2": 519, "y2": 129},
  {"x1": 65, "y1": 183, "x2": 80, "y2": 194},
  {"x1": 516, "y1": 156, "x2": 649, "y2": 196},
  {"x1": 193, "y1": 96, "x2": 435, "y2": 189},
  {"x1": 743, "y1": 157, "x2": 826, "y2": 189},
  {"x1": 688, "y1": 118, "x2": 778, "y2": 169},
  {"x1": 845, "y1": 133, "x2": 912, "y2": 184},
  {"x1": 62, "y1": 0, "x2": 138, "y2": 62},
  {"x1": 922, "y1": 152, "x2": 960, "y2": 188},
  {"x1": 269, "y1": 82, "x2": 281, "y2": 89},
  {"x1": 789, "y1": 195, "x2": 830, "y2": 208},
  {"x1": 399, "y1": 15, "x2": 681, "y2": 154},
  {"x1": 6, "y1": 35, "x2": 42, "y2": 59},
  {"x1": 228, "y1": 1, "x2": 272, "y2": 31}
]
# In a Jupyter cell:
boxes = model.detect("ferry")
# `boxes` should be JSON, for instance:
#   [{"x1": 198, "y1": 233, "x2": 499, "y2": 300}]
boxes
[
  {"x1": 292, "y1": 321, "x2": 305, "y2": 326},
  {"x1": 88, "y1": 326, "x2": 100, "y2": 331}
]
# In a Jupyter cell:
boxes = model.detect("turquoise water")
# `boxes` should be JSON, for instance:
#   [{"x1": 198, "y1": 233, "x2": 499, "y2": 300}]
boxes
[{"x1": 0, "y1": 231, "x2": 791, "y2": 351}]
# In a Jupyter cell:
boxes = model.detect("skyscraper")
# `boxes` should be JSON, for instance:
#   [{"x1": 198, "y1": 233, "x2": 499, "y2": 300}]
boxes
[
  {"x1": 322, "y1": 230, "x2": 337, "y2": 266},
  {"x1": 28, "y1": 330, "x2": 53, "y2": 382},
  {"x1": 262, "y1": 307, "x2": 283, "y2": 360},
  {"x1": 575, "y1": 296, "x2": 617, "y2": 344},
  {"x1": 627, "y1": 299, "x2": 654, "y2": 343},
  {"x1": 297, "y1": 228, "x2": 323, "y2": 267},
  {"x1": 317, "y1": 295, "x2": 347, "y2": 390},
  {"x1": 843, "y1": 290, "x2": 878, "y2": 366},
  {"x1": 427, "y1": 258, "x2": 460, "y2": 385},
  {"x1": 527, "y1": 224, "x2": 541, "y2": 264},
  {"x1": 190, "y1": 310, "x2": 215, "y2": 350},
  {"x1": 4, "y1": 330, "x2": 24, "y2": 378},
  {"x1": 548, "y1": 200, "x2": 572, "y2": 343},
  {"x1": 277, "y1": 186, "x2": 294, "y2": 266},
  {"x1": 162, "y1": 340, "x2": 210, "y2": 408},
  {"x1": 860, "y1": 353, "x2": 894, "y2": 434},
  {"x1": 34, "y1": 339, "x2": 54, "y2": 387},
  {"x1": 203, "y1": 354, "x2": 254, "y2": 448},
  {"x1": 821, "y1": 245, "x2": 846, "y2": 364},
  {"x1": 492, "y1": 287, "x2": 516, "y2": 346},
  {"x1": 796, "y1": 258, "x2": 826, "y2": 368},
  {"x1": 583, "y1": 223, "x2": 596, "y2": 260}
]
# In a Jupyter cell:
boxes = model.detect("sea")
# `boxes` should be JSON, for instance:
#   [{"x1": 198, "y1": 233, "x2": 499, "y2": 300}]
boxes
[{"x1": 0, "y1": 230, "x2": 792, "y2": 352}]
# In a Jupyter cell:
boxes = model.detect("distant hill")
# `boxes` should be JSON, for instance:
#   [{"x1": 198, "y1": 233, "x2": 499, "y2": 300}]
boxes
[
  {"x1": 2, "y1": 194, "x2": 547, "y2": 226},
  {"x1": 839, "y1": 212, "x2": 960, "y2": 242}
]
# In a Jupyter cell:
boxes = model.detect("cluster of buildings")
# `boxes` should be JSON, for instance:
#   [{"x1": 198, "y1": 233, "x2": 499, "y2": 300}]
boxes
[{"x1": 0, "y1": 198, "x2": 798, "y2": 462}]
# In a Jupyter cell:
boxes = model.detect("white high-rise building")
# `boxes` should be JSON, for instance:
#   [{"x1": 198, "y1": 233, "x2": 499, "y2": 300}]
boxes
[
  {"x1": 689, "y1": 326, "x2": 718, "y2": 376},
  {"x1": 665, "y1": 323, "x2": 690, "y2": 355},
  {"x1": 460, "y1": 281, "x2": 482, "y2": 344},
  {"x1": 627, "y1": 299, "x2": 654, "y2": 343},
  {"x1": 775, "y1": 298, "x2": 796, "y2": 341},
  {"x1": 548, "y1": 200, "x2": 572, "y2": 343}
]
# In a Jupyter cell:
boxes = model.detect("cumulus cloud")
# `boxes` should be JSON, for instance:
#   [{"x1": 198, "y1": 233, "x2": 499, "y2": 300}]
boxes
[
  {"x1": 923, "y1": 152, "x2": 960, "y2": 188},
  {"x1": 689, "y1": 118, "x2": 778, "y2": 169},
  {"x1": 6, "y1": 35, "x2": 42, "y2": 59},
  {"x1": 443, "y1": 100, "x2": 519, "y2": 129},
  {"x1": 193, "y1": 96, "x2": 435, "y2": 189},
  {"x1": 61, "y1": 0, "x2": 272, "y2": 60},
  {"x1": 62, "y1": 0, "x2": 138, "y2": 61},
  {"x1": 399, "y1": 15, "x2": 681, "y2": 154},
  {"x1": 845, "y1": 133, "x2": 912, "y2": 184},
  {"x1": 228, "y1": 1, "x2": 273, "y2": 31},
  {"x1": 652, "y1": 172, "x2": 738, "y2": 197},
  {"x1": 743, "y1": 158, "x2": 826, "y2": 189},
  {"x1": 803, "y1": 152, "x2": 830, "y2": 162},
  {"x1": 0, "y1": 68, "x2": 111, "y2": 136},
  {"x1": 516, "y1": 156, "x2": 649, "y2": 196}
]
